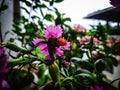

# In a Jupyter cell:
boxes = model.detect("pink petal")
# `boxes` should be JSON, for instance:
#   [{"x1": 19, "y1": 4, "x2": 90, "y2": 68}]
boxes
[
  {"x1": 44, "y1": 25, "x2": 62, "y2": 38},
  {"x1": 63, "y1": 42, "x2": 70, "y2": 50},
  {"x1": 56, "y1": 47, "x2": 64, "y2": 56}
]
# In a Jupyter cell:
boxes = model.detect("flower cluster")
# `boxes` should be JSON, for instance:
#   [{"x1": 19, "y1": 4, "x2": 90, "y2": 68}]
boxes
[
  {"x1": 73, "y1": 24, "x2": 86, "y2": 33},
  {"x1": 78, "y1": 36, "x2": 99, "y2": 45},
  {"x1": 106, "y1": 37, "x2": 120, "y2": 47}
]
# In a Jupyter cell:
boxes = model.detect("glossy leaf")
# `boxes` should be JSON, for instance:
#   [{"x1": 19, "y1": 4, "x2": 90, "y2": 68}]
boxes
[
  {"x1": 55, "y1": 0, "x2": 64, "y2": 3},
  {"x1": 8, "y1": 58, "x2": 30, "y2": 67},
  {"x1": 20, "y1": 0, "x2": 32, "y2": 7},
  {"x1": 62, "y1": 18, "x2": 71, "y2": 23},
  {"x1": 44, "y1": 14, "x2": 54, "y2": 21},
  {"x1": 102, "y1": 58, "x2": 113, "y2": 69},
  {"x1": 71, "y1": 57, "x2": 83, "y2": 62},
  {"x1": 73, "y1": 69, "x2": 95, "y2": 80}
]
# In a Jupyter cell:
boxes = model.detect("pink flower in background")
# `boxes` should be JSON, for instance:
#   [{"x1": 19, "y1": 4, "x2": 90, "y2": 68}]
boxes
[
  {"x1": 78, "y1": 36, "x2": 99, "y2": 45},
  {"x1": 73, "y1": 24, "x2": 86, "y2": 33},
  {"x1": 78, "y1": 36, "x2": 91, "y2": 45},
  {"x1": 116, "y1": 37, "x2": 120, "y2": 42},
  {"x1": 85, "y1": 36, "x2": 91, "y2": 42},
  {"x1": 92, "y1": 51, "x2": 99, "y2": 58},
  {"x1": 110, "y1": 0, "x2": 120, "y2": 11},
  {"x1": 62, "y1": 60, "x2": 71, "y2": 68},
  {"x1": 106, "y1": 37, "x2": 116, "y2": 47},
  {"x1": 79, "y1": 37, "x2": 87, "y2": 45},
  {"x1": 93, "y1": 37, "x2": 99, "y2": 45},
  {"x1": 32, "y1": 25, "x2": 70, "y2": 60}
]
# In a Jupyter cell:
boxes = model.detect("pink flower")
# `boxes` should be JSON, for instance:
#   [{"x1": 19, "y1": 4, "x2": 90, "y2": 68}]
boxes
[
  {"x1": 73, "y1": 24, "x2": 86, "y2": 33},
  {"x1": 78, "y1": 36, "x2": 99, "y2": 45},
  {"x1": 43, "y1": 25, "x2": 62, "y2": 38},
  {"x1": 106, "y1": 37, "x2": 116, "y2": 47},
  {"x1": 93, "y1": 37, "x2": 99, "y2": 45},
  {"x1": 62, "y1": 60, "x2": 71, "y2": 68},
  {"x1": 32, "y1": 25, "x2": 70, "y2": 60},
  {"x1": 92, "y1": 51, "x2": 99, "y2": 58},
  {"x1": 79, "y1": 37, "x2": 87, "y2": 45},
  {"x1": 85, "y1": 36, "x2": 91, "y2": 42}
]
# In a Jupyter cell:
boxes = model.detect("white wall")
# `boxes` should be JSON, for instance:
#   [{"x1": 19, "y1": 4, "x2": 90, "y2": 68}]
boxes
[{"x1": 0, "y1": 0, "x2": 13, "y2": 42}]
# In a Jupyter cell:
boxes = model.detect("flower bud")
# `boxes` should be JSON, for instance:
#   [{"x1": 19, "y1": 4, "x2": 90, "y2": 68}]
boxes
[{"x1": 48, "y1": 61, "x2": 60, "y2": 82}]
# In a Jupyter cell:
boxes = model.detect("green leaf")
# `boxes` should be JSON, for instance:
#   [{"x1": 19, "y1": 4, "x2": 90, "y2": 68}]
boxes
[
  {"x1": 22, "y1": 0, "x2": 32, "y2": 7},
  {"x1": 71, "y1": 57, "x2": 84, "y2": 63},
  {"x1": 62, "y1": 18, "x2": 71, "y2": 23},
  {"x1": 94, "y1": 59, "x2": 103, "y2": 65},
  {"x1": 8, "y1": 58, "x2": 30, "y2": 67},
  {"x1": 55, "y1": 16, "x2": 62, "y2": 25},
  {"x1": 54, "y1": 8, "x2": 61, "y2": 16},
  {"x1": 39, "y1": 4, "x2": 47, "y2": 8},
  {"x1": 21, "y1": 7, "x2": 30, "y2": 14},
  {"x1": 68, "y1": 62, "x2": 76, "y2": 75},
  {"x1": 102, "y1": 58, "x2": 113, "y2": 69},
  {"x1": 44, "y1": 14, "x2": 54, "y2": 21},
  {"x1": 32, "y1": 48, "x2": 45, "y2": 60},
  {"x1": 31, "y1": 15, "x2": 40, "y2": 19},
  {"x1": 109, "y1": 56, "x2": 118, "y2": 66},
  {"x1": 55, "y1": 0, "x2": 64, "y2": 3},
  {"x1": 75, "y1": 73, "x2": 94, "y2": 79},
  {"x1": 61, "y1": 67, "x2": 69, "y2": 77},
  {"x1": 73, "y1": 69, "x2": 95, "y2": 80},
  {"x1": 21, "y1": 16, "x2": 28, "y2": 23},
  {"x1": 72, "y1": 59, "x2": 93, "y2": 72},
  {"x1": 5, "y1": 42, "x2": 28, "y2": 53},
  {"x1": 43, "y1": 0, "x2": 50, "y2": 2},
  {"x1": 62, "y1": 77, "x2": 73, "y2": 84}
]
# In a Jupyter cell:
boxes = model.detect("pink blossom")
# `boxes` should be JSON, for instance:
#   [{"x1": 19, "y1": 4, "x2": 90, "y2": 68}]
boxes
[
  {"x1": 78, "y1": 36, "x2": 99, "y2": 45},
  {"x1": 85, "y1": 36, "x2": 91, "y2": 42},
  {"x1": 62, "y1": 60, "x2": 71, "y2": 68},
  {"x1": 92, "y1": 51, "x2": 99, "y2": 58},
  {"x1": 32, "y1": 38, "x2": 49, "y2": 56},
  {"x1": 32, "y1": 25, "x2": 70, "y2": 60},
  {"x1": 93, "y1": 37, "x2": 99, "y2": 45},
  {"x1": 55, "y1": 47, "x2": 64, "y2": 56},
  {"x1": 62, "y1": 42, "x2": 70, "y2": 50},
  {"x1": 73, "y1": 24, "x2": 86, "y2": 33},
  {"x1": 79, "y1": 37, "x2": 87, "y2": 45},
  {"x1": 106, "y1": 37, "x2": 116, "y2": 47},
  {"x1": 43, "y1": 25, "x2": 62, "y2": 38},
  {"x1": 116, "y1": 37, "x2": 120, "y2": 42}
]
